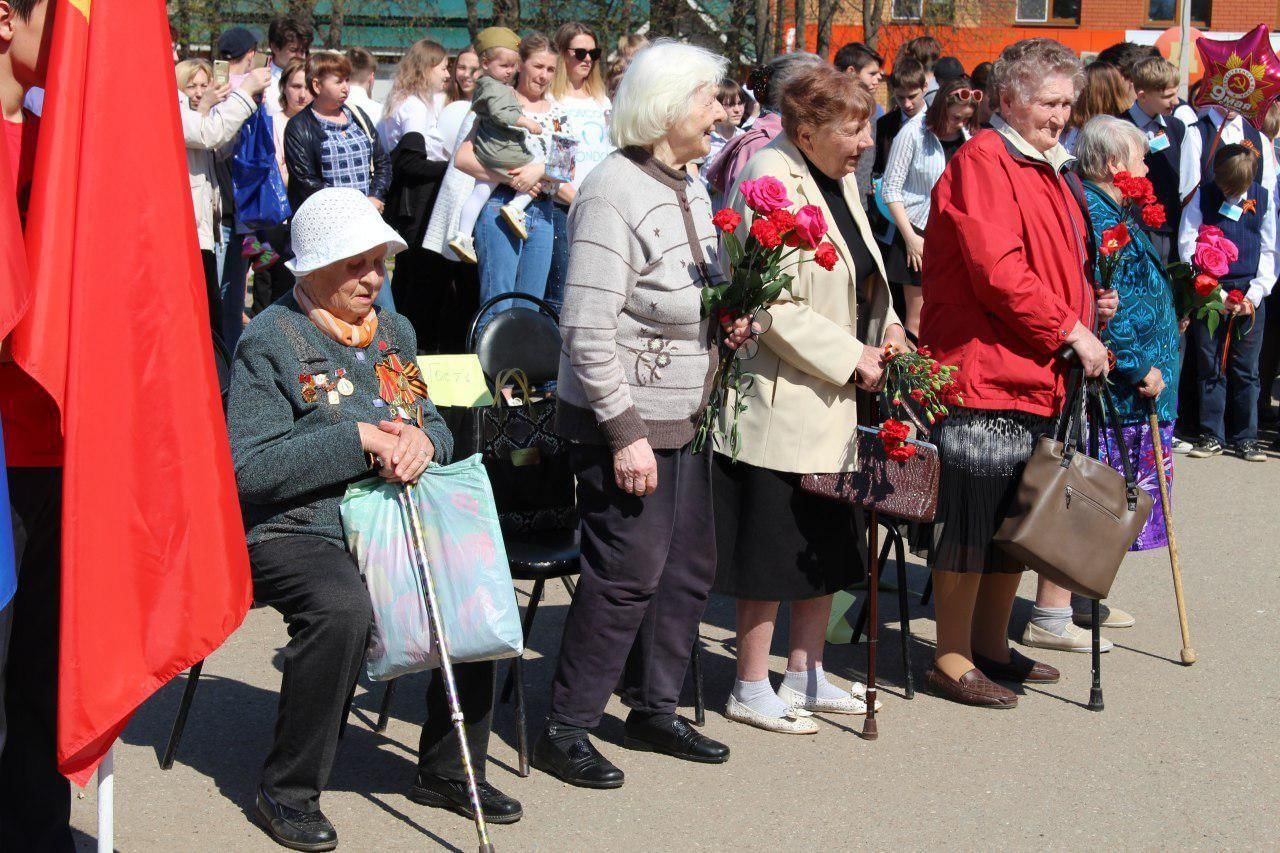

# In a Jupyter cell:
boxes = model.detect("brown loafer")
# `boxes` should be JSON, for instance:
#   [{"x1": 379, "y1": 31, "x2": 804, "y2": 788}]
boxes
[
  {"x1": 925, "y1": 666, "x2": 1018, "y2": 709},
  {"x1": 974, "y1": 648, "x2": 1060, "y2": 684}
]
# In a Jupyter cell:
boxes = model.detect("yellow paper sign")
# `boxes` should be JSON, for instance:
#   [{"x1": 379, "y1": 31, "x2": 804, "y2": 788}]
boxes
[{"x1": 415, "y1": 354, "x2": 494, "y2": 408}]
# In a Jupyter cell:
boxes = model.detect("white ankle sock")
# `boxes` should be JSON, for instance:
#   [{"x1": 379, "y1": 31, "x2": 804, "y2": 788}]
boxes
[
  {"x1": 731, "y1": 677, "x2": 790, "y2": 718},
  {"x1": 782, "y1": 665, "x2": 849, "y2": 701}
]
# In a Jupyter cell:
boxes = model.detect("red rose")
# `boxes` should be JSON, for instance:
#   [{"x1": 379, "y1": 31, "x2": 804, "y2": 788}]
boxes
[
  {"x1": 813, "y1": 242, "x2": 839, "y2": 271},
  {"x1": 768, "y1": 208, "x2": 796, "y2": 233},
  {"x1": 1141, "y1": 203, "x2": 1167, "y2": 228},
  {"x1": 1100, "y1": 223, "x2": 1131, "y2": 256},
  {"x1": 749, "y1": 217, "x2": 782, "y2": 249},
  {"x1": 1193, "y1": 273, "x2": 1220, "y2": 297},
  {"x1": 711, "y1": 208, "x2": 742, "y2": 232},
  {"x1": 739, "y1": 176, "x2": 792, "y2": 214},
  {"x1": 792, "y1": 205, "x2": 829, "y2": 250},
  {"x1": 1226, "y1": 289, "x2": 1246, "y2": 305}
]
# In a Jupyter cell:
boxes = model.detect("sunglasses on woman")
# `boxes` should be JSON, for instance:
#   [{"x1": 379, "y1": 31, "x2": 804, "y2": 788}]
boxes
[
  {"x1": 567, "y1": 48, "x2": 602, "y2": 62},
  {"x1": 950, "y1": 88, "x2": 984, "y2": 103}
]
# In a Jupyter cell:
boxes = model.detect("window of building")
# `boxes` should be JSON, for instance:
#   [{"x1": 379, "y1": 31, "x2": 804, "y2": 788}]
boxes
[
  {"x1": 1015, "y1": 0, "x2": 1081, "y2": 24},
  {"x1": 891, "y1": 0, "x2": 924, "y2": 20},
  {"x1": 1146, "y1": 0, "x2": 1210, "y2": 27}
]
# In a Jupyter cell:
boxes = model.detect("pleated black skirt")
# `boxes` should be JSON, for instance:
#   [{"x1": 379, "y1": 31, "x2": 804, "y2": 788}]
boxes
[
  {"x1": 711, "y1": 454, "x2": 864, "y2": 601},
  {"x1": 928, "y1": 408, "x2": 1056, "y2": 574}
]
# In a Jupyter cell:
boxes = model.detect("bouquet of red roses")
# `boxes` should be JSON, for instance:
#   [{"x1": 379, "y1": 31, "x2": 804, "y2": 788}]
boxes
[
  {"x1": 693, "y1": 176, "x2": 841, "y2": 458},
  {"x1": 1168, "y1": 224, "x2": 1240, "y2": 336},
  {"x1": 875, "y1": 344, "x2": 962, "y2": 461}
]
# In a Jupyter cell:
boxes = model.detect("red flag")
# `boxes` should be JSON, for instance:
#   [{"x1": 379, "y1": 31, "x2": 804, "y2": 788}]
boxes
[
  {"x1": 0, "y1": 117, "x2": 30, "y2": 339},
  {"x1": 11, "y1": 0, "x2": 252, "y2": 785}
]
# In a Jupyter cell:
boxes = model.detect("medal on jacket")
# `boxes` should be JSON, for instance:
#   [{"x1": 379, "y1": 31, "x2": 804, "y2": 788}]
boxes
[
  {"x1": 375, "y1": 346, "x2": 429, "y2": 427},
  {"x1": 298, "y1": 373, "x2": 318, "y2": 404}
]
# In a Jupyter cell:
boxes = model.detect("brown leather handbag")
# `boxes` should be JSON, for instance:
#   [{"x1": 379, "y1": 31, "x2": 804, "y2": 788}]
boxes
[
  {"x1": 800, "y1": 425, "x2": 940, "y2": 523},
  {"x1": 993, "y1": 378, "x2": 1153, "y2": 599}
]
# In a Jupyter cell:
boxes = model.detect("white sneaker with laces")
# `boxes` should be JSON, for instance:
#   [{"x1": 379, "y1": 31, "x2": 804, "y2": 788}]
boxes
[{"x1": 447, "y1": 233, "x2": 478, "y2": 264}]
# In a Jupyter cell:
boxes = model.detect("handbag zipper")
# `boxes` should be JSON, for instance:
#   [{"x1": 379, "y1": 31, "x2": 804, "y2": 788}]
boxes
[{"x1": 1064, "y1": 485, "x2": 1119, "y2": 522}]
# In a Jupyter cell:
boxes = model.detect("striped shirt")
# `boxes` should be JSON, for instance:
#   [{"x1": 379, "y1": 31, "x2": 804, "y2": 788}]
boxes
[{"x1": 881, "y1": 113, "x2": 969, "y2": 231}]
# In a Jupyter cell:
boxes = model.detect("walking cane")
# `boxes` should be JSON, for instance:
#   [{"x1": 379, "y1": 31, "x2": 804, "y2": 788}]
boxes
[
  {"x1": 862, "y1": 508, "x2": 880, "y2": 740},
  {"x1": 397, "y1": 485, "x2": 496, "y2": 853},
  {"x1": 1088, "y1": 600, "x2": 1104, "y2": 711},
  {"x1": 1147, "y1": 400, "x2": 1197, "y2": 665}
]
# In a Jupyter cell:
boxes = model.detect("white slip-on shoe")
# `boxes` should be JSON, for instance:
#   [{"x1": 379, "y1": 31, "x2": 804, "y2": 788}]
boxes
[
  {"x1": 1073, "y1": 603, "x2": 1136, "y2": 629},
  {"x1": 1021, "y1": 620, "x2": 1114, "y2": 653},
  {"x1": 724, "y1": 694, "x2": 819, "y2": 735},
  {"x1": 776, "y1": 681, "x2": 882, "y2": 714}
]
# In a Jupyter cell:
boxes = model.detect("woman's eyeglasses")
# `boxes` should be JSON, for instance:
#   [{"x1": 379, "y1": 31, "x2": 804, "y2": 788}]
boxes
[
  {"x1": 950, "y1": 88, "x2": 984, "y2": 103},
  {"x1": 567, "y1": 48, "x2": 602, "y2": 62}
]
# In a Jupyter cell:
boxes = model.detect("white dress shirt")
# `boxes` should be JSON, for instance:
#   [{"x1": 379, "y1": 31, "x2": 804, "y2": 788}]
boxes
[
  {"x1": 1178, "y1": 108, "x2": 1278, "y2": 305},
  {"x1": 345, "y1": 84, "x2": 383, "y2": 126}
]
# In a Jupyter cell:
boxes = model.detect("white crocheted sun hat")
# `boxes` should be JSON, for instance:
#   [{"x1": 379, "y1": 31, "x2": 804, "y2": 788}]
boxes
[{"x1": 285, "y1": 187, "x2": 408, "y2": 276}]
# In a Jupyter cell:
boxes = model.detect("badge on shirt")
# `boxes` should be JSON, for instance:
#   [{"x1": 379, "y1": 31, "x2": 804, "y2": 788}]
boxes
[
  {"x1": 1148, "y1": 130, "x2": 1170, "y2": 152},
  {"x1": 1219, "y1": 200, "x2": 1245, "y2": 221}
]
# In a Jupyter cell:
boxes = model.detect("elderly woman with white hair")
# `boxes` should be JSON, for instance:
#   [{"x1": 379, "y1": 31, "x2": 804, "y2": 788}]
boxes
[
  {"x1": 533, "y1": 40, "x2": 752, "y2": 788},
  {"x1": 228, "y1": 188, "x2": 521, "y2": 851},
  {"x1": 918, "y1": 38, "x2": 1119, "y2": 708}
]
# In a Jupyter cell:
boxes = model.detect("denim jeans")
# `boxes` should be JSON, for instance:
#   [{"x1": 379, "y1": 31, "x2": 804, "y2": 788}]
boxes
[
  {"x1": 1194, "y1": 298, "x2": 1266, "y2": 445},
  {"x1": 218, "y1": 223, "x2": 247, "y2": 352},
  {"x1": 475, "y1": 185, "x2": 554, "y2": 328},
  {"x1": 544, "y1": 202, "x2": 570, "y2": 317}
]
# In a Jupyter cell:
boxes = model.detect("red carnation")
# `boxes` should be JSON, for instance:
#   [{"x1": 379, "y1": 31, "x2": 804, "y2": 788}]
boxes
[
  {"x1": 1194, "y1": 273, "x2": 1220, "y2": 297},
  {"x1": 813, "y1": 242, "x2": 839, "y2": 271},
  {"x1": 768, "y1": 208, "x2": 796, "y2": 233},
  {"x1": 1141, "y1": 203, "x2": 1167, "y2": 228},
  {"x1": 1113, "y1": 171, "x2": 1131, "y2": 185},
  {"x1": 1226, "y1": 289, "x2": 1246, "y2": 305},
  {"x1": 887, "y1": 443, "x2": 918, "y2": 462},
  {"x1": 712, "y1": 208, "x2": 742, "y2": 233},
  {"x1": 749, "y1": 217, "x2": 782, "y2": 249},
  {"x1": 879, "y1": 418, "x2": 911, "y2": 446}
]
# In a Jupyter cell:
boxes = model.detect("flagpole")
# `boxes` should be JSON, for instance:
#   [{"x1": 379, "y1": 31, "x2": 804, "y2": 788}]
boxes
[
  {"x1": 1176, "y1": 0, "x2": 1193, "y2": 100},
  {"x1": 98, "y1": 744, "x2": 114, "y2": 852}
]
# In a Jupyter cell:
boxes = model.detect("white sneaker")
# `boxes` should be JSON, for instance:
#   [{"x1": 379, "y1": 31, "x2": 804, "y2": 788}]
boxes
[
  {"x1": 448, "y1": 234, "x2": 477, "y2": 264},
  {"x1": 777, "y1": 681, "x2": 882, "y2": 714},
  {"x1": 1021, "y1": 620, "x2": 1113, "y2": 653},
  {"x1": 500, "y1": 205, "x2": 529, "y2": 240},
  {"x1": 1170, "y1": 437, "x2": 1194, "y2": 454},
  {"x1": 724, "y1": 694, "x2": 819, "y2": 734}
]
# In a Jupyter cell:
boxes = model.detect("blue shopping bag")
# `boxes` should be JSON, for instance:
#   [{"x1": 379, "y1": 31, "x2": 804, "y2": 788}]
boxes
[
  {"x1": 340, "y1": 454, "x2": 524, "y2": 681},
  {"x1": 231, "y1": 107, "x2": 291, "y2": 229}
]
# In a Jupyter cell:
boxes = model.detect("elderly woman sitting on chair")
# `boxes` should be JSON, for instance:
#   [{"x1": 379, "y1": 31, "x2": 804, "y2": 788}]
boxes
[{"x1": 227, "y1": 187, "x2": 521, "y2": 852}]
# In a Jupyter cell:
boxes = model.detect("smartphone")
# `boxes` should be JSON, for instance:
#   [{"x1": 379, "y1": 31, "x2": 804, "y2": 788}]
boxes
[
  {"x1": 213, "y1": 60, "x2": 230, "y2": 87},
  {"x1": 251, "y1": 52, "x2": 269, "y2": 70}
]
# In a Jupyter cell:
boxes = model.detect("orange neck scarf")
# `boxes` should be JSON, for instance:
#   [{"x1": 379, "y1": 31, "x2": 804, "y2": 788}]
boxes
[{"x1": 294, "y1": 284, "x2": 379, "y2": 348}]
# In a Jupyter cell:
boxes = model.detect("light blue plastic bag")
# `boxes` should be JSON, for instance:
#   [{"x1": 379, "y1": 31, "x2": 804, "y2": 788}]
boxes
[{"x1": 340, "y1": 454, "x2": 524, "y2": 681}]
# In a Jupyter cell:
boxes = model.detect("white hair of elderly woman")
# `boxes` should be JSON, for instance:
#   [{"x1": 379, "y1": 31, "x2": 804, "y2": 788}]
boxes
[
  {"x1": 1074, "y1": 115, "x2": 1149, "y2": 184},
  {"x1": 609, "y1": 40, "x2": 728, "y2": 149},
  {"x1": 990, "y1": 37, "x2": 1084, "y2": 106}
]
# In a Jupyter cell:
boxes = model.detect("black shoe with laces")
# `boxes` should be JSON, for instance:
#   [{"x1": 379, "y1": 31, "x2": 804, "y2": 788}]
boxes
[
  {"x1": 532, "y1": 725, "x2": 625, "y2": 789},
  {"x1": 622, "y1": 713, "x2": 730, "y2": 764},
  {"x1": 255, "y1": 788, "x2": 338, "y2": 852},
  {"x1": 1237, "y1": 440, "x2": 1267, "y2": 462},
  {"x1": 408, "y1": 772, "x2": 523, "y2": 824},
  {"x1": 1187, "y1": 436, "x2": 1224, "y2": 458}
]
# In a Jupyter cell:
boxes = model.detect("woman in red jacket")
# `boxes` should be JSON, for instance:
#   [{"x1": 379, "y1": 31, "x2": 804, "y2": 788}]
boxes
[{"x1": 919, "y1": 38, "x2": 1115, "y2": 709}]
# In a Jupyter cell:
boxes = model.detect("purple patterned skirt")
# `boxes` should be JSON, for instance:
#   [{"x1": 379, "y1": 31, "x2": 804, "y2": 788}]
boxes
[{"x1": 1095, "y1": 420, "x2": 1173, "y2": 551}]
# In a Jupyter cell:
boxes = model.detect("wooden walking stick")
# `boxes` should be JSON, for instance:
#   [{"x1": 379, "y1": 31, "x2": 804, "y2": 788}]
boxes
[
  {"x1": 398, "y1": 485, "x2": 496, "y2": 853},
  {"x1": 1147, "y1": 401, "x2": 1197, "y2": 665},
  {"x1": 862, "y1": 508, "x2": 880, "y2": 740}
]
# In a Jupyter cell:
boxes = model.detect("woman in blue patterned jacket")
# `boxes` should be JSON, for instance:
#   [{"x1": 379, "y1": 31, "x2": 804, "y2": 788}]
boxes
[{"x1": 1076, "y1": 115, "x2": 1181, "y2": 553}]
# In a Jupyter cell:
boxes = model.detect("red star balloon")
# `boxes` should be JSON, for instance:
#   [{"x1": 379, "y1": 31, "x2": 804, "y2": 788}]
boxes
[{"x1": 1194, "y1": 24, "x2": 1280, "y2": 129}]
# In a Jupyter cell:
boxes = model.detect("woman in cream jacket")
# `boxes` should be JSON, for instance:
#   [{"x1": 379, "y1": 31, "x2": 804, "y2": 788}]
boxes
[{"x1": 712, "y1": 63, "x2": 907, "y2": 734}]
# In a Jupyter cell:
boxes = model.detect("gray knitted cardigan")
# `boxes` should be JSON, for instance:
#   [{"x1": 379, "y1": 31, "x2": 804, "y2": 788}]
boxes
[
  {"x1": 556, "y1": 147, "x2": 726, "y2": 451},
  {"x1": 228, "y1": 294, "x2": 454, "y2": 546}
]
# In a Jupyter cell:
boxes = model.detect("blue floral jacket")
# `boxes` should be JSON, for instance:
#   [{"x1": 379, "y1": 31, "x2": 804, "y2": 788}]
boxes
[{"x1": 1084, "y1": 182, "x2": 1180, "y2": 424}]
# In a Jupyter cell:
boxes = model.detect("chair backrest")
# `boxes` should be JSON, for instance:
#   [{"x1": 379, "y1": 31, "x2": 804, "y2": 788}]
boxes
[{"x1": 467, "y1": 293, "x2": 562, "y2": 385}]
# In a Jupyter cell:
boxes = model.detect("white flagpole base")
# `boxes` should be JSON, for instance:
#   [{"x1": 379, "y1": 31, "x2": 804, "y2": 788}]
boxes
[{"x1": 97, "y1": 745, "x2": 114, "y2": 852}]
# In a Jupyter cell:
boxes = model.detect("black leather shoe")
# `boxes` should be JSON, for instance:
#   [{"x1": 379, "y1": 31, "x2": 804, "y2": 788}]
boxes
[
  {"x1": 255, "y1": 788, "x2": 338, "y2": 852},
  {"x1": 531, "y1": 725, "x2": 625, "y2": 789},
  {"x1": 408, "y1": 773, "x2": 523, "y2": 824},
  {"x1": 622, "y1": 714, "x2": 730, "y2": 764}
]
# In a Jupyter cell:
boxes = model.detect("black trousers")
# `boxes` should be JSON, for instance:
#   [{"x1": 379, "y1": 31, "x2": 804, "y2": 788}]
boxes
[
  {"x1": 548, "y1": 444, "x2": 716, "y2": 728},
  {"x1": 201, "y1": 249, "x2": 222, "y2": 338},
  {"x1": 391, "y1": 246, "x2": 480, "y2": 355},
  {"x1": 250, "y1": 535, "x2": 494, "y2": 812},
  {"x1": 1, "y1": 468, "x2": 73, "y2": 852}
]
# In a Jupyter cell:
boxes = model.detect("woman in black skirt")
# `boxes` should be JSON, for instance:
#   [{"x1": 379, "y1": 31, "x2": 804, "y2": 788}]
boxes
[{"x1": 713, "y1": 65, "x2": 907, "y2": 734}]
